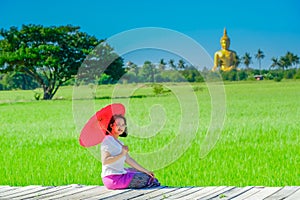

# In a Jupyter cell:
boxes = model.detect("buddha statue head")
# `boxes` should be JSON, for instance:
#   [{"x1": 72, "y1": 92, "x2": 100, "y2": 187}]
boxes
[{"x1": 220, "y1": 28, "x2": 230, "y2": 50}]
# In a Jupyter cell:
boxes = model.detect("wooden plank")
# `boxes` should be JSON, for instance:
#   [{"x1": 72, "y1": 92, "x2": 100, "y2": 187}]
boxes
[
  {"x1": 81, "y1": 188, "x2": 132, "y2": 200},
  {"x1": 150, "y1": 187, "x2": 194, "y2": 200},
  {"x1": 0, "y1": 186, "x2": 41, "y2": 197},
  {"x1": 3, "y1": 186, "x2": 51, "y2": 199},
  {"x1": 285, "y1": 188, "x2": 300, "y2": 200},
  {"x1": 210, "y1": 186, "x2": 254, "y2": 200},
  {"x1": 162, "y1": 187, "x2": 204, "y2": 199},
  {"x1": 0, "y1": 186, "x2": 18, "y2": 194},
  {"x1": 27, "y1": 185, "x2": 83, "y2": 200},
  {"x1": 130, "y1": 186, "x2": 178, "y2": 200},
  {"x1": 5, "y1": 186, "x2": 51, "y2": 199},
  {"x1": 21, "y1": 185, "x2": 73, "y2": 199},
  {"x1": 56, "y1": 186, "x2": 110, "y2": 200},
  {"x1": 40, "y1": 185, "x2": 98, "y2": 200},
  {"x1": 170, "y1": 186, "x2": 219, "y2": 199},
  {"x1": 195, "y1": 186, "x2": 235, "y2": 199},
  {"x1": 0, "y1": 186, "x2": 23, "y2": 196},
  {"x1": 22, "y1": 185, "x2": 87, "y2": 200},
  {"x1": 265, "y1": 186, "x2": 300, "y2": 200},
  {"x1": 243, "y1": 187, "x2": 282, "y2": 199},
  {"x1": 231, "y1": 186, "x2": 264, "y2": 200},
  {"x1": 103, "y1": 186, "x2": 164, "y2": 200}
]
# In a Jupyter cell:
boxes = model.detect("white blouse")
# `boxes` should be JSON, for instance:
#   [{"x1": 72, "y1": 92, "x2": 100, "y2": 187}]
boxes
[{"x1": 101, "y1": 135, "x2": 126, "y2": 177}]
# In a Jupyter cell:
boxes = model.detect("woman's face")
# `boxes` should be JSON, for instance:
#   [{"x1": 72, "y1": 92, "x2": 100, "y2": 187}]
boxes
[{"x1": 110, "y1": 117, "x2": 126, "y2": 136}]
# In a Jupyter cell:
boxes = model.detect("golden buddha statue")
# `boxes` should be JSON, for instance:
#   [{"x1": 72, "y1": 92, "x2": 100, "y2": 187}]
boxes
[{"x1": 212, "y1": 28, "x2": 237, "y2": 72}]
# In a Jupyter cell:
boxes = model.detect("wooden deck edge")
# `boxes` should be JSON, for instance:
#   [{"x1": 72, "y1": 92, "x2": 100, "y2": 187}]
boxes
[{"x1": 0, "y1": 185, "x2": 299, "y2": 200}]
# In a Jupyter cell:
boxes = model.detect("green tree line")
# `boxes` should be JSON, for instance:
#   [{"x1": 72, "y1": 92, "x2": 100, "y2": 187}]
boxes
[{"x1": 1, "y1": 24, "x2": 300, "y2": 99}]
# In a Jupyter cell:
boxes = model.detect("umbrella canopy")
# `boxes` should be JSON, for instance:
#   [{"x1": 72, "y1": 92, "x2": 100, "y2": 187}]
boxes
[{"x1": 79, "y1": 103, "x2": 126, "y2": 147}]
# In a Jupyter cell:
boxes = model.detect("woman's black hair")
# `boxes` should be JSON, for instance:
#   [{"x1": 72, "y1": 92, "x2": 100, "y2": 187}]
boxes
[{"x1": 106, "y1": 115, "x2": 128, "y2": 137}]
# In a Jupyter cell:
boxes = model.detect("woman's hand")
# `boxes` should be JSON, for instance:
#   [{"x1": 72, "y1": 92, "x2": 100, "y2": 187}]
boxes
[{"x1": 145, "y1": 170, "x2": 155, "y2": 178}]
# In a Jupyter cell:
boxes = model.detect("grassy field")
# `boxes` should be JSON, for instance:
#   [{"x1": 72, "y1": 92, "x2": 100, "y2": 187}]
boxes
[{"x1": 0, "y1": 80, "x2": 299, "y2": 187}]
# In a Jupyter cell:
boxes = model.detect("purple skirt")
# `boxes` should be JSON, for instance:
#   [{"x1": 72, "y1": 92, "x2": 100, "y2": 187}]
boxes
[{"x1": 102, "y1": 168, "x2": 160, "y2": 190}]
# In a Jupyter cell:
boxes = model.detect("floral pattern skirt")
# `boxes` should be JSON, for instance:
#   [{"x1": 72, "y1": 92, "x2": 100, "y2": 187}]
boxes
[{"x1": 102, "y1": 168, "x2": 160, "y2": 190}]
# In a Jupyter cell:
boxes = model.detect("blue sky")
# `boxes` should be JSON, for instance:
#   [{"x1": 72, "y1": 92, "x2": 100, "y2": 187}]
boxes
[{"x1": 1, "y1": 0, "x2": 300, "y2": 69}]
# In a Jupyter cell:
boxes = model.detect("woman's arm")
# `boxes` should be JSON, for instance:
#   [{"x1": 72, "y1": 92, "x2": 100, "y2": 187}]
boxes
[
  {"x1": 101, "y1": 146, "x2": 128, "y2": 165},
  {"x1": 125, "y1": 155, "x2": 154, "y2": 177}
]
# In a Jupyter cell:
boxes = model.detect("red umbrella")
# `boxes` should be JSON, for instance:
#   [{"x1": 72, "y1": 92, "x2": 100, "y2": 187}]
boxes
[{"x1": 79, "y1": 103, "x2": 126, "y2": 147}]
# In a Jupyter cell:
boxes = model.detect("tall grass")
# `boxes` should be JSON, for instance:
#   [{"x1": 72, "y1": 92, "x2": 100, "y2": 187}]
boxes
[{"x1": 0, "y1": 80, "x2": 299, "y2": 186}]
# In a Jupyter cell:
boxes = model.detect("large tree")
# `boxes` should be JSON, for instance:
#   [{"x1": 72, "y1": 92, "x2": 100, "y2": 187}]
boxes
[{"x1": 0, "y1": 24, "x2": 124, "y2": 99}]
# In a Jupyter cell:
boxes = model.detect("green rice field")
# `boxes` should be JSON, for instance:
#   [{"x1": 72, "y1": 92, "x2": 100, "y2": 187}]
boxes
[{"x1": 0, "y1": 80, "x2": 299, "y2": 186}]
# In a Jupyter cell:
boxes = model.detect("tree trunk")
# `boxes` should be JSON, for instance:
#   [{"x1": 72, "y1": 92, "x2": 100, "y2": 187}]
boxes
[
  {"x1": 43, "y1": 86, "x2": 53, "y2": 100},
  {"x1": 259, "y1": 59, "x2": 261, "y2": 75}
]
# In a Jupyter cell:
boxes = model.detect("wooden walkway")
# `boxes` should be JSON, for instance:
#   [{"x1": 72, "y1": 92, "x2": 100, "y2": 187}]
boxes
[{"x1": 0, "y1": 185, "x2": 299, "y2": 200}]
